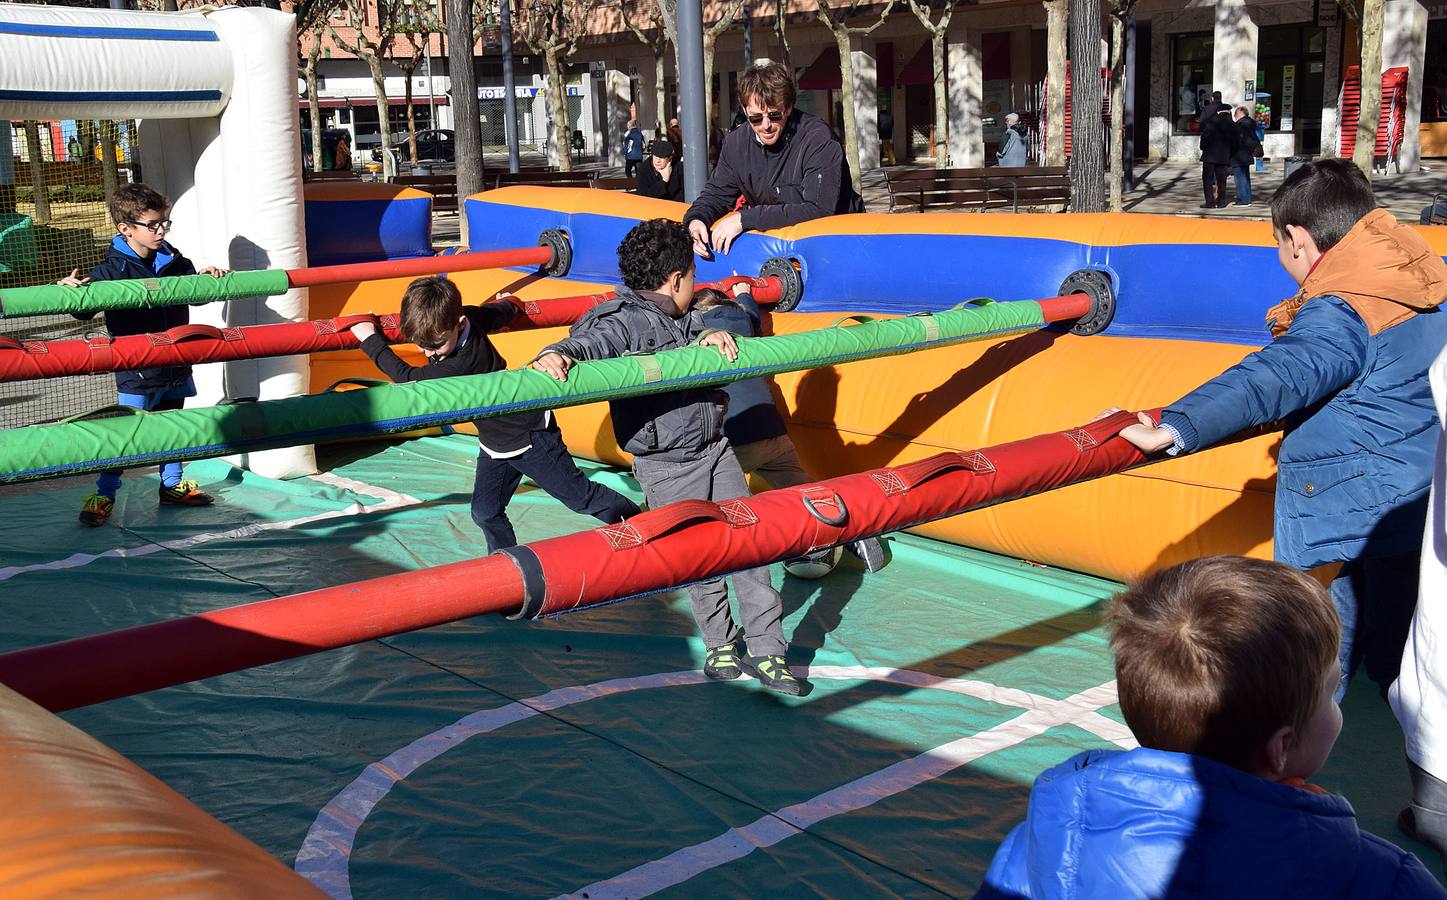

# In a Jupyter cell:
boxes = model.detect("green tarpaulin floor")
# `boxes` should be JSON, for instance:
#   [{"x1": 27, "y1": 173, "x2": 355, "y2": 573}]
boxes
[{"x1": 0, "y1": 434, "x2": 1440, "y2": 897}]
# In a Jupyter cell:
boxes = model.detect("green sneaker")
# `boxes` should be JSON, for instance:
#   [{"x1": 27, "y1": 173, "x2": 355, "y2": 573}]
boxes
[
  {"x1": 159, "y1": 479, "x2": 214, "y2": 507},
  {"x1": 704, "y1": 644, "x2": 742, "y2": 681},
  {"x1": 78, "y1": 493, "x2": 114, "y2": 527},
  {"x1": 741, "y1": 654, "x2": 804, "y2": 696}
]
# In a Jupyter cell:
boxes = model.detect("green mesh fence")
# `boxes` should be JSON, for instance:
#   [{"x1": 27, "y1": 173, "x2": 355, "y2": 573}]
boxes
[{"x1": 1, "y1": 120, "x2": 139, "y2": 427}]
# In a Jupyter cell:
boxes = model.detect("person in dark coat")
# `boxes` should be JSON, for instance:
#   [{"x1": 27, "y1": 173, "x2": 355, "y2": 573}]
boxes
[
  {"x1": 1231, "y1": 105, "x2": 1261, "y2": 205},
  {"x1": 684, "y1": 60, "x2": 863, "y2": 258},
  {"x1": 1199, "y1": 104, "x2": 1238, "y2": 208},
  {"x1": 635, "y1": 138, "x2": 685, "y2": 201}
]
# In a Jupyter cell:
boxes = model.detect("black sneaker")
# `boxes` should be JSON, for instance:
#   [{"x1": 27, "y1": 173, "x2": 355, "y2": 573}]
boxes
[
  {"x1": 704, "y1": 644, "x2": 742, "y2": 681},
  {"x1": 1198, "y1": 202, "x2": 1215, "y2": 209},
  {"x1": 845, "y1": 536, "x2": 889, "y2": 573},
  {"x1": 740, "y1": 654, "x2": 804, "y2": 696}
]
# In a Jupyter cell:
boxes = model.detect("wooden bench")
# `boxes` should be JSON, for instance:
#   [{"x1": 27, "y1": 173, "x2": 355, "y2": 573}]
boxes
[
  {"x1": 591, "y1": 176, "x2": 637, "y2": 192},
  {"x1": 884, "y1": 166, "x2": 1071, "y2": 213},
  {"x1": 493, "y1": 170, "x2": 597, "y2": 189},
  {"x1": 390, "y1": 173, "x2": 460, "y2": 212},
  {"x1": 301, "y1": 168, "x2": 361, "y2": 183}
]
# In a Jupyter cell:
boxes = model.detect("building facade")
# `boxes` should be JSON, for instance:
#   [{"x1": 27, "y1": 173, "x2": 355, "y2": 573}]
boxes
[{"x1": 302, "y1": 0, "x2": 1445, "y2": 171}]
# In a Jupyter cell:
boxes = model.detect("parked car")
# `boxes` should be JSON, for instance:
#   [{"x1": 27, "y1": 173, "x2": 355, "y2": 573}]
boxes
[{"x1": 411, "y1": 129, "x2": 455, "y2": 162}]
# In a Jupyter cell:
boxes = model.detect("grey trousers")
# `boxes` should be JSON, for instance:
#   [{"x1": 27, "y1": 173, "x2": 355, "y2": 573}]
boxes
[
  {"x1": 733, "y1": 433, "x2": 815, "y2": 490},
  {"x1": 1409, "y1": 758, "x2": 1447, "y2": 862},
  {"x1": 631, "y1": 439, "x2": 787, "y2": 657}
]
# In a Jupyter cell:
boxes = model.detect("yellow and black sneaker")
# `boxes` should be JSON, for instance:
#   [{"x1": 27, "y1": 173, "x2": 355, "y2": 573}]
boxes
[
  {"x1": 704, "y1": 644, "x2": 743, "y2": 681},
  {"x1": 159, "y1": 480, "x2": 215, "y2": 507},
  {"x1": 78, "y1": 493, "x2": 115, "y2": 527},
  {"x1": 741, "y1": 654, "x2": 804, "y2": 696}
]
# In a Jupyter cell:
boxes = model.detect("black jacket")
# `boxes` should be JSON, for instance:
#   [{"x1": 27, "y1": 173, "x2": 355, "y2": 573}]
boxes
[
  {"x1": 1232, "y1": 115, "x2": 1261, "y2": 166},
  {"x1": 360, "y1": 301, "x2": 550, "y2": 455},
  {"x1": 542, "y1": 286, "x2": 727, "y2": 462},
  {"x1": 683, "y1": 110, "x2": 863, "y2": 234},
  {"x1": 1199, "y1": 109, "x2": 1238, "y2": 165},
  {"x1": 635, "y1": 159, "x2": 685, "y2": 201},
  {"x1": 76, "y1": 236, "x2": 198, "y2": 395},
  {"x1": 697, "y1": 292, "x2": 788, "y2": 447}
]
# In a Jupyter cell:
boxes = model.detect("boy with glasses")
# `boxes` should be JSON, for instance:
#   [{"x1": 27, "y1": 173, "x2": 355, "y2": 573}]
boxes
[
  {"x1": 59, "y1": 183, "x2": 227, "y2": 526},
  {"x1": 684, "y1": 60, "x2": 862, "y2": 258}
]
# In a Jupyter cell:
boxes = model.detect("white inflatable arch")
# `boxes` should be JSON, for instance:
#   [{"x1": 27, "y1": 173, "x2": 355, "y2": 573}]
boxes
[{"x1": 0, "y1": 4, "x2": 313, "y2": 478}]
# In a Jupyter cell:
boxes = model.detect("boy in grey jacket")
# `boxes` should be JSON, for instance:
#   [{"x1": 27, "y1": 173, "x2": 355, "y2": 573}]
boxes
[{"x1": 530, "y1": 219, "x2": 803, "y2": 696}]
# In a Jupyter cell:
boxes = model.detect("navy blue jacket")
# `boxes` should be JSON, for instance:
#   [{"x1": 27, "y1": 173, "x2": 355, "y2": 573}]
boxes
[
  {"x1": 697, "y1": 292, "x2": 789, "y2": 447},
  {"x1": 978, "y1": 748, "x2": 1444, "y2": 899},
  {"x1": 75, "y1": 235, "x2": 198, "y2": 395}
]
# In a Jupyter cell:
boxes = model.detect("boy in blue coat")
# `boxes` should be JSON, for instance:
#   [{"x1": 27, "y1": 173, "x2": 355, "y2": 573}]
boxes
[
  {"x1": 59, "y1": 183, "x2": 227, "y2": 526},
  {"x1": 977, "y1": 556, "x2": 1443, "y2": 899},
  {"x1": 1117, "y1": 158, "x2": 1447, "y2": 697}
]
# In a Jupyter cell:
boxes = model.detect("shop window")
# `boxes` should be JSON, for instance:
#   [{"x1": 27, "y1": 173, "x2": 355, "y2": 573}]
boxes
[
  {"x1": 1171, "y1": 33, "x2": 1213, "y2": 133},
  {"x1": 1254, "y1": 23, "x2": 1325, "y2": 151},
  {"x1": 1425, "y1": 19, "x2": 1447, "y2": 123}
]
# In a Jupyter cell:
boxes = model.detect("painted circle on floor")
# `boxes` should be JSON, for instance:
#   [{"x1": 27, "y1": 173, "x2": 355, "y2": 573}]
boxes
[{"x1": 295, "y1": 665, "x2": 1127, "y2": 899}]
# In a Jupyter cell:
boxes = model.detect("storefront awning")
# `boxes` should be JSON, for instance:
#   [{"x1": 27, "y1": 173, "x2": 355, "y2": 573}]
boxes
[
  {"x1": 798, "y1": 44, "x2": 841, "y2": 91},
  {"x1": 897, "y1": 42, "x2": 937, "y2": 87}
]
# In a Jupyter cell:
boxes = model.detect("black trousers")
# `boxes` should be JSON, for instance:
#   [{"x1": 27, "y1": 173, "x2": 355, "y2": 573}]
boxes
[
  {"x1": 470, "y1": 426, "x2": 639, "y2": 553},
  {"x1": 625, "y1": 158, "x2": 640, "y2": 177},
  {"x1": 1202, "y1": 163, "x2": 1230, "y2": 205}
]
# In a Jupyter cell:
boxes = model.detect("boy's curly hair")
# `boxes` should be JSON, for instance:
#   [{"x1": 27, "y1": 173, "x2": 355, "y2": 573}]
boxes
[{"x1": 617, "y1": 219, "x2": 694, "y2": 292}]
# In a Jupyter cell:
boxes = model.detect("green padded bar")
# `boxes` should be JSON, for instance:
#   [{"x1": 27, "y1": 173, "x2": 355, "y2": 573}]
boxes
[
  {"x1": 0, "y1": 269, "x2": 291, "y2": 318},
  {"x1": 0, "y1": 299, "x2": 1048, "y2": 483}
]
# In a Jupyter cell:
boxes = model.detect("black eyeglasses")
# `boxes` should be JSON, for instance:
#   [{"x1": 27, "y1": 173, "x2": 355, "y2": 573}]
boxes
[
  {"x1": 745, "y1": 110, "x2": 786, "y2": 126},
  {"x1": 127, "y1": 218, "x2": 172, "y2": 234}
]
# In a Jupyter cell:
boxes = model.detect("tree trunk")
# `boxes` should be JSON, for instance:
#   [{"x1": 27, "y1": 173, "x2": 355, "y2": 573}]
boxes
[
  {"x1": 305, "y1": 30, "x2": 325, "y2": 173},
  {"x1": 1068, "y1": 0, "x2": 1104, "y2": 210},
  {"x1": 445, "y1": 0, "x2": 484, "y2": 242},
  {"x1": 931, "y1": 31, "x2": 947, "y2": 168},
  {"x1": 704, "y1": 32, "x2": 716, "y2": 139},
  {"x1": 655, "y1": 52, "x2": 668, "y2": 135},
  {"x1": 367, "y1": 56, "x2": 395, "y2": 179},
  {"x1": 404, "y1": 68, "x2": 419, "y2": 164},
  {"x1": 99, "y1": 120, "x2": 120, "y2": 200},
  {"x1": 547, "y1": 46, "x2": 573, "y2": 171},
  {"x1": 1352, "y1": 0, "x2": 1384, "y2": 180},
  {"x1": 1044, "y1": 0, "x2": 1068, "y2": 167},
  {"x1": 23, "y1": 121, "x2": 49, "y2": 226},
  {"x1": 833, "y1": 31, "x2": 863, "y2": 193},
  {"x1": 1107, "y1": 10, "x2": 1126, "y2": 211},
  {"x1": 774, "y1": 0, "x2": 790, "y2": 69}
]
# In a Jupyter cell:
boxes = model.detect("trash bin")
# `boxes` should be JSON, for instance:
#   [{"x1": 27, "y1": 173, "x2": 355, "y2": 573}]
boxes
[
  {"x1": 410, "y1": 163, "x2": 433, "y2": 176},
  {"x1": 1284, "y1": 155, "x2": 1311, "y2": 179}
]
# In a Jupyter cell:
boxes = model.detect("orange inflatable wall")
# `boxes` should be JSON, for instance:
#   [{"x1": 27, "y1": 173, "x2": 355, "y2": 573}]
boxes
[
  {"x1": 0, "y1": 683, "x2": 320, "y2": 897},
  {"x1": 309, "y1": 270, "x2": 1274, "y2": 585}
]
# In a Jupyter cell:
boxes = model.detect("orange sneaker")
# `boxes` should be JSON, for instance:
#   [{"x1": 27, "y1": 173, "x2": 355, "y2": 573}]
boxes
[
  {"x1": 79, "y1": 493, "x2": 114, "y2": 527},
  {"x1": 158, "y1": 480, "x2": 214, "y2": 507}
]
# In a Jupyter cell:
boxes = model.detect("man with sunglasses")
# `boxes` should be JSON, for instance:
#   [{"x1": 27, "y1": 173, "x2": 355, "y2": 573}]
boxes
[
  {"x1": 59, "y1": 183, "x2": 226, "y2": 526},
  {"x1": 684, "y1": 60, "x2": 862, "y2": 258}
]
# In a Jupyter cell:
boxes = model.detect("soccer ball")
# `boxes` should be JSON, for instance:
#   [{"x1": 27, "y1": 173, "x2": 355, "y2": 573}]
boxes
[{"x1": 782, "y1": 546, "x2": 844, "y2": 579}]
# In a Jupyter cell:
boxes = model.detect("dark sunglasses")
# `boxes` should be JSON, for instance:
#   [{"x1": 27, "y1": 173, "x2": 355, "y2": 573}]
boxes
[
  {"x1": 127, "y1": 218, "x2": 172, "y2": 234},
  {"x1": 746, "y1": 110, "x2": 786, "y2": 125}
]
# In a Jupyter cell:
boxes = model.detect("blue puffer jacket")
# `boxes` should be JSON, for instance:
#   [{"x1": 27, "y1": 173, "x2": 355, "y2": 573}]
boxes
[
  {"x1": 1159, "y1": 211, "x2": 1447, "y2": 570},
  {"x1": 698, "y1": 291, "x2": 789, "y2": 448},
  {"x1": 977, "y1": 748, "x2": 1445, "y2": 899},
  {"x1": 74, "y1": 235, "x2": 199, "y2": 395}
]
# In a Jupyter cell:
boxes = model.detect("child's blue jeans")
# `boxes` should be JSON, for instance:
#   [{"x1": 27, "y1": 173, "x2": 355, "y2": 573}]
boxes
[
  {"x1": 1331, "y1": 552, "x2": 1419, "y2": 701},
  {"x1": 94, "y1": 385, "x2": 193, "y2": 497}
]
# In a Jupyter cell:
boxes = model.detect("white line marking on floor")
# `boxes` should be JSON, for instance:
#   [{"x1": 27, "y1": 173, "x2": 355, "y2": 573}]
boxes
[
  {"x1": 0, "y1": 473, "x2": 420, "y2": 583},
  {"x1": 294, "y1": 666, "x2": 1121, "y2": 900}
]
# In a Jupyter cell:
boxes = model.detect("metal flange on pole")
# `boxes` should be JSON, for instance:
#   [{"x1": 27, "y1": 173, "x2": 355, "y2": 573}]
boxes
[{"x1": 538, "y1": 229, "x2": 573, "y2": 277}]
